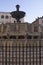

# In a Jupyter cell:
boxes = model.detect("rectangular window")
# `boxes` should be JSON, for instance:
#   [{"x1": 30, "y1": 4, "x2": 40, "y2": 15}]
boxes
[
  {"x1": 3, "y1": 25, "x2": 7, "y2": 33},
  {"x1": 34, "y1": 26, "x2": 38, "y2": 32},
  {"x1": 0, "y1": 25, "x2": 2, "y2": 32}
]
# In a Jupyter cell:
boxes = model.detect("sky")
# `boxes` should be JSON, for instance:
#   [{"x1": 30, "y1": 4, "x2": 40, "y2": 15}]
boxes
[{"x1": 0, "y1": 0, "x2": 43, "y2": 23}]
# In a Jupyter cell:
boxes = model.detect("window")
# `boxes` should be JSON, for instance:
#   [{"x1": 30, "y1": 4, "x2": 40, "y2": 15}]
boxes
[
  {"x1": 5, "y1": 15, "x2": 9, "y2": 19},
  {"x1": 42, "y1": 20, "x2": 43, "y2": 23},
  {"x1": 33, "y1": 36, "x2": 38, "y2": 39},
  {"x1": 10, "y1": 36, "x2": 16, "y2": 39},
  {"x1": 0, "y1": 25, "x2": 1, "y2": 32},
  {"x1": 18, "y1": 35, "x2": 25, "y2": 39},
  {"x1": 34, "y1": 26, "x2": 38, "y2": 32},
  {"x1": 27, "y1": 35, "x2": 32, "y2": 39},
  {"x1": 41, "y1": 26, "x2": 43, "y2": 32},
  {"x1": 3, "y1": 25, "x2": 7, "y2": 33},
  {"x1": 0, "y1": 36, "x2": 1, "y2": 39},
  {"x1": 2, "y1": 36, "x2": 7, "y2": 39},
  {"x1": 9, "y1": 24, "x2": 16, "y2": 32},
  {"x1": 1, "y1": 15, "x2": 4, "y2": 18}
]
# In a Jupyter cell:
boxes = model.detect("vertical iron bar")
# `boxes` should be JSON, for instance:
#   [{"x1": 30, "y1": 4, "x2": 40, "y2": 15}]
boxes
[
  {"x1": 5, "y1": 43, "x2": 7, "y2": 65},
  {"x1": 9, "y1": 44, "x2": 10, "y2": 65},
  {"x1": 12, "y1": 44, "x2": 13, "y2": 65},
  {"x1": 23, "y1": 43, "x2": 24, "y2": 65},
  {"x1": 2, "y1": 45, "x2": 4, "y2": 65},
  {"x1": 36, "y1": 43, "x2": 37, "y2": 65},
  {"x1": 26, "y1": 43, "x2": 27, "y2": 65},
  {"x1": 39, "y1": 40, "x2": 41, "y2": 65},
  {"x1": 33, "y1": 44, "x2": 34, "y2": 65},
  {"x1": 29, "y1": 43, "x2": 31, "y2": 65},
  {"x1": 16, "y1": 43, "x2": 17, "y2": 65},
  {"x1": 19, "y1": 43, "x2": 20, "y2": 65}
]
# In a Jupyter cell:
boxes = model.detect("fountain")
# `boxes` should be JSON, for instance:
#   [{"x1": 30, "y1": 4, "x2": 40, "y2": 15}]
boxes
[{"x1": 10, "y1": 5, "x2": 26, "y2": 23}]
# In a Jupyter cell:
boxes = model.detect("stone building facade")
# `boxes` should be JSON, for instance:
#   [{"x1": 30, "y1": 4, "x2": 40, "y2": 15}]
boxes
[{"x1": 0, "y1": 12, "x2": 43, "y2": 65}]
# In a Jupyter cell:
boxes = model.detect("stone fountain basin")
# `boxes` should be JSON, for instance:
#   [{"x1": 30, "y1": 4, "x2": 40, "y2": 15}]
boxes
[{"x1": 10, "y1": 11, "x2": 25, "y2": 19}]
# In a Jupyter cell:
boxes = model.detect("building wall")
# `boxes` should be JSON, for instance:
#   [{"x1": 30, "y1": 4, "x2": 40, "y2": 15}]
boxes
[
  {"x1": 0, "y1": 12, "x2": 43, "y2": 65},
  {"x1": 0, "y1": 12, "x2": 25, "y2": 24},
  {"x1": 0, "y1": 12, "x2": 16, "y2": 23}
]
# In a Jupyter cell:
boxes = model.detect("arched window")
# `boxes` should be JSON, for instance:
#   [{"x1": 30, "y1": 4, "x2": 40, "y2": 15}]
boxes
[
  {"x1": 5, "y1": 15, "x2": 9, "y2": 19},
  {"x1": 1, "y1": 15, "x2": 4, "y2": 18}
]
